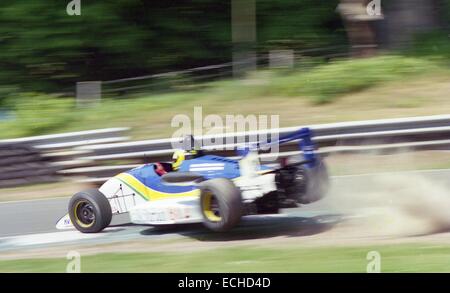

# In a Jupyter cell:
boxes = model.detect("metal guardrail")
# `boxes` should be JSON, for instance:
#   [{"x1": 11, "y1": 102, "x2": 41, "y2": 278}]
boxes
[
  {"x1": 2, "y1": 115, "x2": 450, "y2": 187},
  {"x1": 0, "y1": 128, "x2": 129, "y2": 149},
  {"x1": 61, "y1": 114, "x2": 450, "y2": 183},
  {"x1": 76, "y1": 115, "x2": 450, "y2": 156}
]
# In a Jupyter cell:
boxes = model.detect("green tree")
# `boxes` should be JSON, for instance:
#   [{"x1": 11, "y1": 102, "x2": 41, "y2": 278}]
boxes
[{"x1": 0, "y1": 1, "x2": 345, "y2": 94}]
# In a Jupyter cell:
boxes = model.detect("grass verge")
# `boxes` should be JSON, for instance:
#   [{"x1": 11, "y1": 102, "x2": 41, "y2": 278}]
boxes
[{"x1": 1, "y1": 243, "x2": 450, "y2": 272}]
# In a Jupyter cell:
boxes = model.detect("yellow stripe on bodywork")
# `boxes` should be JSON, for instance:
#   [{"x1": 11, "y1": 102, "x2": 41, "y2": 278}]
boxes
[{"x1": 116, "y1": 173, "x2": 200, "y2": 201}]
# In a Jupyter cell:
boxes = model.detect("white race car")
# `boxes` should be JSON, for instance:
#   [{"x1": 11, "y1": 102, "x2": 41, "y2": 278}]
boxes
[{"x1": 57, "y1": 128, "x2": 329, "y2": 233}]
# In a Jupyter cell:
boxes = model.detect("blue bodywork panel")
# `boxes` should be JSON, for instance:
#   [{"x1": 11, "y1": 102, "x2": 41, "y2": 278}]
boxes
[{"x1": 178, "y1": 155, "x2": 241, "y2": 179}]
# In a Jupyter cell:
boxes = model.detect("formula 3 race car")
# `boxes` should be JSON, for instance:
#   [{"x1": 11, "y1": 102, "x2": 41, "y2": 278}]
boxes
[{"x1": 57, "y1": 128, "x2": 329, "y2": 233}]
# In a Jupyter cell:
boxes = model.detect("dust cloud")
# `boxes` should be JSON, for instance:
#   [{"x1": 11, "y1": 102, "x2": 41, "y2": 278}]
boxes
[{"x1": 327, "y1": 168, "x2": 450, "y2": 238}]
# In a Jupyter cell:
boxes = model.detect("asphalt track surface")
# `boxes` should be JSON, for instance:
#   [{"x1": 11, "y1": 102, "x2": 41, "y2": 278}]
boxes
[{"x1": 1, "y1": 169, "x2": 450, "y2": 252}]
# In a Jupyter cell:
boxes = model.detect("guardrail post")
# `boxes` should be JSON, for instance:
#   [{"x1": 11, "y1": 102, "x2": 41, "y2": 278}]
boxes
[
  {"x1": 269, "y1": 50, "x2": 294, "y2": 68},
  {"x1": 76, "y1": 81, "x2": 101, "y2": 107}
]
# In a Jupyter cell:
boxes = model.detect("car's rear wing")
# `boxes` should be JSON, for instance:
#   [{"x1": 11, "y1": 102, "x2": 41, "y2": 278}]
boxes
[{"x1": 238, "y1": 127, "x2": 318, "y2": 168}]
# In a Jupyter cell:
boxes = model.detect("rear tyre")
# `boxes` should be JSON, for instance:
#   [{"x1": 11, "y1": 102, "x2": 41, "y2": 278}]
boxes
[
  {"x1": 284, "y1": 156, "x2": 330, "y2": 204},
  {"x1": 199, "y1": 178, "x2": 242, "y2": 232},
  {"x1": 68, "y1": 189, "x2": 112, "y2": 233},
  {"x1": 297, "y1": 159, "x2": 330, "y2": 204}
]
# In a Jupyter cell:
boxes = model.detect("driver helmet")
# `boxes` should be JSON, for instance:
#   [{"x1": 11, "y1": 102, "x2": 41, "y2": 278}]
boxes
[{"x1": 172, "y1": 149, "x2": 199, "y2": 170}]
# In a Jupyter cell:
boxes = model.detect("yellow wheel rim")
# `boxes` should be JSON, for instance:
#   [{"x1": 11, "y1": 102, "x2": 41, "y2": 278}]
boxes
[
  {"x1": 74, "y1": 200, "x2": 96, "y2": 228},
  {"x1": 202, "y1": 192, "x2": 221, "y2": 222}
]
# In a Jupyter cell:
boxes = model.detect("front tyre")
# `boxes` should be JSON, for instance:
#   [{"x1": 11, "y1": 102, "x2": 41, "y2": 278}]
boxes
[
  {"x1": 68, "y1": 189, "x2": 112, "y2": 233},
  {"x1": 199, "y1": 178, "x2": 242, "y2": 232}
]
